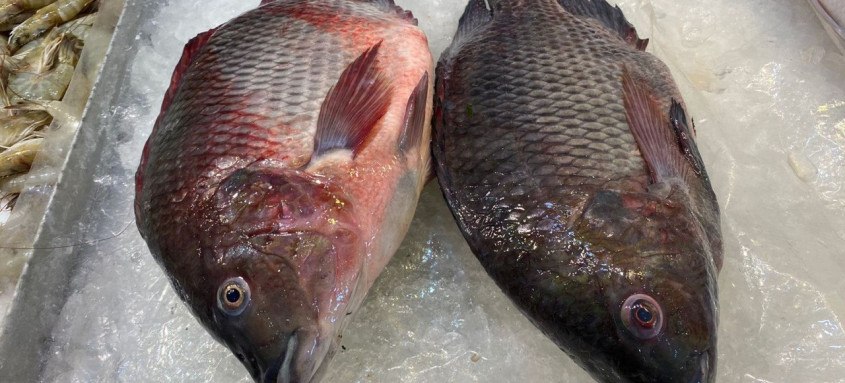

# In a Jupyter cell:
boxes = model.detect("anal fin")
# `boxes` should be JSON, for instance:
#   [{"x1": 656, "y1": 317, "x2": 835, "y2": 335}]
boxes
[
  {"x1": 311, "y1": 42, "x2": 391, "y2": 162},
  {"x1": 557, "y1": 0, "x2": 648, "y2": 50},
  {"x1": 399, "y1": 72, "x2": 430, "y2": 153},
  {"x1": 621, "y1": 67, "x2": 701, "y2": 184}
]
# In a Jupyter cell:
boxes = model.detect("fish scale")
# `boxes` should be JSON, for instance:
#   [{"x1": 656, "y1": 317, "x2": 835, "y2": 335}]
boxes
[
  {"x1": 445, "y1": 25, "x2": 648, "y2": 195},
  {"x1": 435, "y1": 0, "x2": 721, "y2": 382},
  {"x1": 142, "y1": 5, "x2": 359, "y2": 223}
]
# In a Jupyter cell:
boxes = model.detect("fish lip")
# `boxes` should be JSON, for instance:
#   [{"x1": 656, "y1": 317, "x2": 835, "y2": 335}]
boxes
[
  {"x1": 683, "y1": 349, "x2": 713, "y2": 383},
  {"x1": 257, "y1": 333, "x2": 300, "y2": 383},
  {"x1": 693, "y1": 349, "x2": 714, "y2": 383}
]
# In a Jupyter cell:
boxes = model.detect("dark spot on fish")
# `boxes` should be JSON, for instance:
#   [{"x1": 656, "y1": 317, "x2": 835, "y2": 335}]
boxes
[
  {"x1": 346, "y1": 311, "x2": 352, "y2": 316},
  {"x1": 341, "y1": 345, "x2": 347, "y2": 351},
  {"x1": 226, "y1": 287, "x2": 241, "y2": 304},
  {"x1": 635, "y1": 306, "x2": 653, "y2": 323}
]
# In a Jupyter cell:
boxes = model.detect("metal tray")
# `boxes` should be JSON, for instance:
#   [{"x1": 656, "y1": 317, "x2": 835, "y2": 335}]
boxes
[
  {"x1": 0, "y1": 0, "x2": 125, "y2": 379},
  {"x1": 1, "y1": 1, "x2": 843, "y2": 382}
]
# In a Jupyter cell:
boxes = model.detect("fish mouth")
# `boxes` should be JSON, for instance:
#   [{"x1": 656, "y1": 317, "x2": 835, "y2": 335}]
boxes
[
  {"x1": 261, "y1": 334, "x2": 299, "y2": 383},
  {"x1": 247, "y1": 329, "x2": 322, "y2": 383},
  {"x1": 690, "y1": 350, "x2": 713, "y2": 383}
]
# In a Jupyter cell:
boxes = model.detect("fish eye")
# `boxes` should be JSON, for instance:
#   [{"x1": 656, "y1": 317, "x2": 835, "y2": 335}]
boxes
[
  {"x1": 621, "y1": 294, "x2": 663, "y2": 339},
  {"x1": 217, "y1": 277, "x2": 250, "y2": 316}
]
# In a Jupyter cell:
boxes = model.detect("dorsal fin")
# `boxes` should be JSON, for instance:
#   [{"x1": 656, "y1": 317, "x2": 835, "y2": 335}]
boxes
[
  {"x1": 453, "y1": 0, "x2": 493, "y2": 49},
  {"x1": 156, "y1": 29, "x2": 215, "y2": 128},
  {"x1": 557, "y1": 0, "x2": 648, "y2": 50},
  {"x1": 311, "y1": 42, "x2": 391, "y2": 161},
  {"x1": 621, "y1": 67, "x2": 704, "y2": 184},
  {"x1": 356, "y1": 0, "x2": 417, "y2": 24},
  {"x1": 399, "y1": 72, "x2": 430, "y2": 153},
  {"x1": 139, "y1": 28, "x2": 215, "y2": 201}
]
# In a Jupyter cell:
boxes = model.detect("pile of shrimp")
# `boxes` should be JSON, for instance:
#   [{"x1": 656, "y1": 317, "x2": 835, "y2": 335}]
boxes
[{"x1": 0, "y1": 0, "x2": 97, "y2": 221}]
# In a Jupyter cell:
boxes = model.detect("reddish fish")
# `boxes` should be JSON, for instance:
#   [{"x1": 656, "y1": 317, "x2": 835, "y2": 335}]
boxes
[{"x1": 134, "y1": 1, "x2": 433, "y2": 382}]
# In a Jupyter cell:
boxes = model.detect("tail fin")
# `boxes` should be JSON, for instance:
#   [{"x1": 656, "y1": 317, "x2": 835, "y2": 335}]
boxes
[{"x1": 556, "y1": 0, "x2": 648, "y2": 50}]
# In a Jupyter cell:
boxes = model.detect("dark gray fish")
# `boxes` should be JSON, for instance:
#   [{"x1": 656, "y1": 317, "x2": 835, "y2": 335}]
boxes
[{"x1": 433, "y1": 0, "x2": 722, "y2": 382}]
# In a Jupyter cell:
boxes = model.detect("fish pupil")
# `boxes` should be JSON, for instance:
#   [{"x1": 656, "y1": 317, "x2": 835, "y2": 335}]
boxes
[
  {"x1": 635, "y1": 306, "x2": 653, "y2": 325},
  {"x1": 226, "y1": 287, "x2": 241, "y2": 304}
]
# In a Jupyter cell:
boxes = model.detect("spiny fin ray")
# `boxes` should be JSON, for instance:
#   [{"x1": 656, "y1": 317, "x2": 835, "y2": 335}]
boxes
[
  {"x1": 157, "y1": 29, "x2": 215, "y2": 127},
  {"x1": 453, "y1": 0, "x2": 493, "y2": 49},
  {"x1": 356, "y1": 0, "x2": 417, "y2": 24},
  {"x1": 140, "y1": 28, "x2": 216, "y2": 199},
  {"x1": 557, "y1": 0, "x2": 648, "y2": 50}
]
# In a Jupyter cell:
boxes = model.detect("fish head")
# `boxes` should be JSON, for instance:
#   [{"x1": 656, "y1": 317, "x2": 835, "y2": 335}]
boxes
[
  {"x1": 603, "y1": 258, "x2": 718, "y2": 383},
  {"x1": 176, "y1": 166, "x2": 360, "y2": 383},
  {"x1": 207, "y1": 231, "x2": 333, "y2": 383},
  {"x1": 569, "y1": 189, "x2": 718, "y2": 382}
]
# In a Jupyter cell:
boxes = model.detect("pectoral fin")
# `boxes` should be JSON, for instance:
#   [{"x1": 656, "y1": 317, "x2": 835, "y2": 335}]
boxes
[
  {"x1": 621, "y1": 67, "x2": 708, "y2": 185},
  {"x1": 311, "y1": 42, "x2": 391, "y2": 162},
  {"x1": 398, "y1": 72, "x2": 430, "y2": 154}
]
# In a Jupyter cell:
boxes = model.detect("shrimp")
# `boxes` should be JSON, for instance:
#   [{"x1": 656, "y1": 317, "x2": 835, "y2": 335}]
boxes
[
  {"x1": 9, "y1": 9, "x2": 92, "y2": 51},
  {"x1": 0, "y1": 0, "x2": 55, "y2": 25},
  {"x1": 0, "y1": 191, "x2": 18, "y2": 224},
  {"x1": 8, "y1": 0, "x2": 92, "y2": 50},
  {"x1": 3, "y1": 26, "x2": 61, "y2": 73},
  {"x1": 0, "y1": 58, "x2": 13, "y2": 113},
  {"x1": 0, "y1": 173, "x2": 27, "y2": 199},
  {"x1": 0, "y1": 36, "x2": 10, "y2": 103},
  {"x1": 0, "y1": 35, "x2": 8, "y2": 57},
  {"x1": 0, "y1": 137, "x2": 42, "y2": 177},
  {"x1": 0, "y1": 165, "x2": 56, "y2": 197},
  {"x1": 55, "y1": 10, "x2": 94, "y2": 40},
  {"x1": 10, "y1": 25, "x2": 59, "y2": 65},
  {"x1": 8, "y1": 33, "x2": 78, "y2": 101},
  {"x1": 0, "y1": 110, "x2": 51, "y2": 148},
  {"x1": 7, "y1": 10, "x2": 92, "y2": 62},
  {"x1": 0, "y1": 10, "x2": 32, "y2": 31}
]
